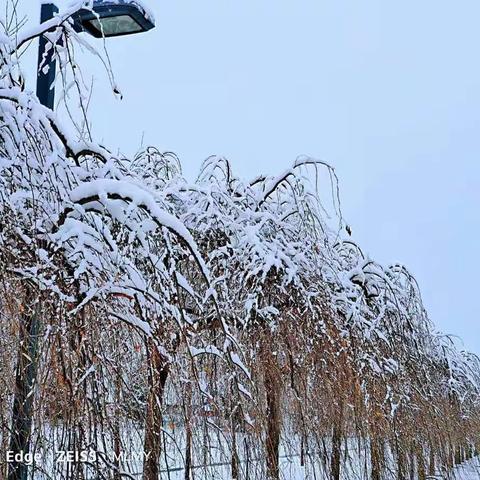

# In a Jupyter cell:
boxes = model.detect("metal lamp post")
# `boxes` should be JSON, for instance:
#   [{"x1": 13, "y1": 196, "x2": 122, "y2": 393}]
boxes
[
  {"x1": 36, "y1": 0, "x2": 155, "y2": 109},
  {"x1": 7, "y1": 4, "x2": 155, "y2": 480}
]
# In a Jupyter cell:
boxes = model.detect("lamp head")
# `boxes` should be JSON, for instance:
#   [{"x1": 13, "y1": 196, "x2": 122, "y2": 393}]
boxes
[{"x1": 72, "y1": 0, "x2": 155, "y2": 38}]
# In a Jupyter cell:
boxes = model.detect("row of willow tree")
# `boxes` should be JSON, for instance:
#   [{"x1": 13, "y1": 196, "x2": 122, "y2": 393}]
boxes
[{"x1": 1, "y1": 2, "x2": 480, "y2": 479}]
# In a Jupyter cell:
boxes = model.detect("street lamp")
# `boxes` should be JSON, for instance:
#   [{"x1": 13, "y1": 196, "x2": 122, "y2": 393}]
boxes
[
  {"x1": 36, "y1": 0, "x2": 155, "y2": 109},
  {"x1": 72, "y1": 1, "x2": 155, "y2": 38},
  {"x1": 7, "y1": 4, "x2": 155, "y2": 480}
]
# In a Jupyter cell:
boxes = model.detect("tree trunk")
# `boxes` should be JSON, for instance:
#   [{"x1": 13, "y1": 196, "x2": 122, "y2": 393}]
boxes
[
  {"x1": 454, "y1": 445, "x2": 462, "y2": 465},
  {"x1": 331, "y1": 424, "x2": 342, "y2": 480},
  {"x1": 8, "y1": 288, "x2": 41, "y2": 480},
  {"x1": 331, "y1": 405, "x2": 343, "y2": 480},
  {"x1": 465, "y1": 443, "x2": 473, "y2": 461},
  {"x1": 396, "y1": 445, "x2": 407, "y2": 480},
  {"x1": 244, "y1": 437, "x2": 251, "y2": 480},
  {"x1": 300, "y1": 434, "x2": 305, "y2": 467},
  {"x1": 143, "y1": 339, "x2": 170, "y2": 480},
  {"x1": 416, "y1": 446, "x2": 426, "y2": 480},
  {"x1": 231, "y1": 425, "x2": 239, "y2": 480},
  {"x1": 428, "y1": 443, "x2": 435, "y2": 477},
  {"x1": 409, "y1": 445, "x2": 415, "y2": 480},
  {"x1": 446, "y1": 443, "x2": 454, "y2": 468},
  {"x1": 370, "y1": 436, "x2": 382, "y2": 480},
  {"x1": 265, "y1": 366, "x2": 281, "y2": 480},
  {"x1": 184, "y1": 422, "x2": 192, "y2": 480},
  {"x1": 113, "y1": 363, "x2": 122, "y2": 480}
]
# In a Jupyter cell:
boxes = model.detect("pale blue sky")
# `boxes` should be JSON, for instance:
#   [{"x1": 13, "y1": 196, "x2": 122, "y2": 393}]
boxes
[{"x1": 20, "y1": 1, "x2": 480, "y2": 353}]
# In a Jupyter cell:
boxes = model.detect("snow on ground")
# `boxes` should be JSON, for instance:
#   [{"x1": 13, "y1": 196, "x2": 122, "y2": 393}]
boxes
[
  {"x1": 439, "y1": 457, "x2": 480, "y2": 480},
  {"x1": 156, "y1": 455, "x2": 480, "y2": 480}
]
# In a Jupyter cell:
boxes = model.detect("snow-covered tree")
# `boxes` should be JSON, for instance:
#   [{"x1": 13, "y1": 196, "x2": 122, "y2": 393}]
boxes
[{"x1": 1, "y1": 2, "x2": 479, "y2": 480}]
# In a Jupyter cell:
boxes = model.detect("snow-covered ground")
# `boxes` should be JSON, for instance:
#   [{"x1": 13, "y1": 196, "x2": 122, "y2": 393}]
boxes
[
  {"x1": 28, "y1": 423, "x2": 480, "y2": 480},
  {"x1": 440, "y1": 457, "x2": 480, "y2": 480},
  {"x1": 157, "y1": 454, "x2": 480, "y2": 480}
]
